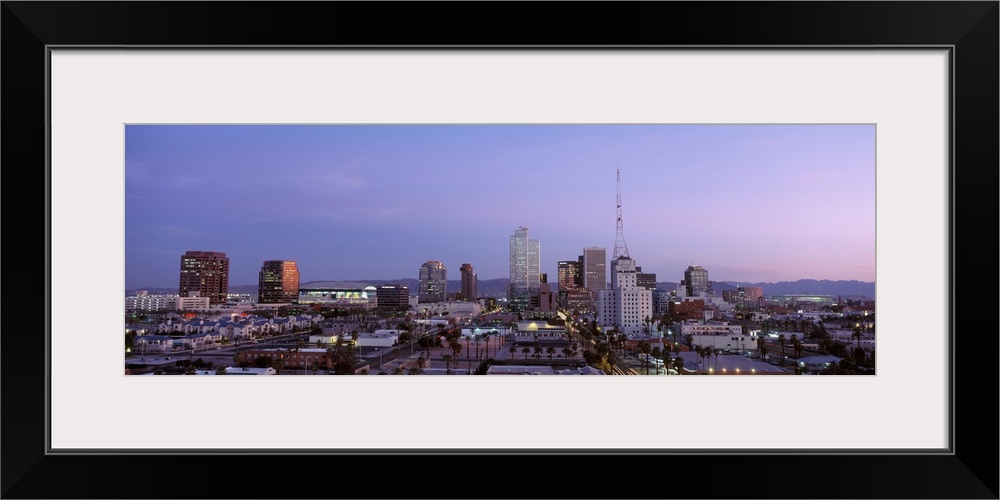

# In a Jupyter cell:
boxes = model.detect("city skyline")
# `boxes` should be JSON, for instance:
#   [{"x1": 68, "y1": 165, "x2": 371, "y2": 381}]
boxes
[{"x1": 125, "y1": 124, "x2": 876, "y2": 289}]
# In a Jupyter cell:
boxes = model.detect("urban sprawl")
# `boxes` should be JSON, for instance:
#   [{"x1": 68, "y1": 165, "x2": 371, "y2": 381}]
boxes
[
  {"x1": 125, "y1": 173, "x2": 874, "y2": 376},
  {"x1": 126, "y1": 235, "x2": 875, "y2": 377}
]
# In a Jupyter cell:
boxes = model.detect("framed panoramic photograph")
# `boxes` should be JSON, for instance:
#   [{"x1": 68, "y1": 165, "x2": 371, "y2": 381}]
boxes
[
  {"x1": 122, "y1": 122, "x2": 876, "y2": 379},
  {"x1": 4, "y1": 2, "x2": 997, "y2": 499}
]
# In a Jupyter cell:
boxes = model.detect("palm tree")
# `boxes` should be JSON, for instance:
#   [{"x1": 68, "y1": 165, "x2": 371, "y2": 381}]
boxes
[
  {"x1": 417, "y1": 335, "x2": 431, "y2": 359},
  {"x1": 640, "y1": 343, "x2": 652, "y2": 375},
  {"x1": 852, "y1": 326, "x2": 863, "y2": 353},
  {"x1": 778, "y1": 334, "x2": 786, "y2": 368},
  {"x1": 651, "y1": 347, "x2": 663, "y2": 375},
  {"x1": 561, "y1": 347, "x2": 572, "y2": 359},
  {"x1": 596, "y1": 342, "x2": 611, "y2": 372},
  {"x1": 701, "y1": 348, "x2": 711, "y2": 374},
  {"x1": 694, "y1": 346, "x2": 704, "y2": 373},
  {"x1": 533, "y1": 345, "x2": 543, "y2": 360},
  {"x1": 546, "y1": 346, "x2": 555, "y2": 362},
  {"x1": 522, "y1": 347, "x2": 530, "y2": 360},
  {"x1": 442, "y1": 353, "x2": 453, "y2": 374},
  {"x1": 673, "y1": 356, "x2": 684, "y2": 374}
]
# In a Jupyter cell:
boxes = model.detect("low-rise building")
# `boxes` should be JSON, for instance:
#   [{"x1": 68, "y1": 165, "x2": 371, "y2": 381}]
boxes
[
  {"x1": 224, "y1": 366, "x2": 277, "y2": 375},
  {"x1": 686, "y1": 333, "x2": 756, "y2": 353},
  {"x1": 795, "y1": 355, "x2": 843, "y2": 373},
  {"x1": 183, "y1": 331, "x2": 224, "y2": 348},
  {"x1": 674, "y1": 352, "x2": 790, "y2": 374},
  {"x1": 309, "y1": 335, "x2": 339, "y2": 345},
  {"x1": 515, "y1": 320, "x2": 565, "y2": 339},
  {"x1": 176, "y1": 295, "x2": 211, "y2": 311},
  {"x1": 412, "y1": 300, "x2": 482, "y2": 318},
  {"x1": 133, "y1": 335, "x2": 176, "y2": 352},
  {"x1": 355, "y1": 330, "x2": 400, "y2": 347},
  {"x1": 298, "y1": 281, "x2": 377, "y2": 309},
  {"x1": 680, "y1": 322, "x2": 745, "y2": 337},
  {"x1": 125, "y1": 294, "x2": 178, "y2": 314},
  {"x1": 486, "y1": 365, "x2": 605, "y2": 375},
  {"x1": 486, "y1": 365, "x2": 555, "y2": 375},
  {"x1": 238, "y1": 348, "x2": 331, "y2": 370}
]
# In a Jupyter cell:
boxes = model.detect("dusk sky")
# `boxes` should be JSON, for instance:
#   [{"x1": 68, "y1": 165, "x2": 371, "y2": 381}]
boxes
[{"x1": 125, "y1": 124, "x2": 875, "y2": 289}]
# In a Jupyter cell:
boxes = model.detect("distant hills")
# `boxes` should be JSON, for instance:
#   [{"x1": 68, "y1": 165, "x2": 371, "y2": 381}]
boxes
[
  {"x1": 128, "y1": 278, "x2": 874, "y2": 298},
  {"x1": 708, "y1": 280, "x2": 875, "y2": 297}
]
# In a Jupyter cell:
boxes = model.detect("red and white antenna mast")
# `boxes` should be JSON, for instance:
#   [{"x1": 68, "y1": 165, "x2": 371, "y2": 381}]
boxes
[{"x1": 613, "y1": 166, "x2": 630, "y2": 260}]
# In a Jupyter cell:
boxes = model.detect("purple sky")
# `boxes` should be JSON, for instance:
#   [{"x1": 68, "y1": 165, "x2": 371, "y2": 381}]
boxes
[{"x1": 125, "y1": 124, "x2": 875, "y2": 289}]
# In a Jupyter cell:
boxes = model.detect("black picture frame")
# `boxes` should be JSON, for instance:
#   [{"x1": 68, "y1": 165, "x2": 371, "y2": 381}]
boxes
[{"x1": 3, "y1": 2, "x2": 997, "y2": 498}]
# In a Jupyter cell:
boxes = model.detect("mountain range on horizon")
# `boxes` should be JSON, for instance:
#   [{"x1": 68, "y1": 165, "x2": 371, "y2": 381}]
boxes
[{"x1": 127, "y1": 278, "x2": 875, "y2": 299}]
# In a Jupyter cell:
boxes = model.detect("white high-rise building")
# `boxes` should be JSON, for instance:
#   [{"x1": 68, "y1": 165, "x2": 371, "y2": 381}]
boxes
[
  {"x1": 508, "y1": 226, "x2": 540, "y2": 311},
  {"x1": 598, "y1": 256, "x2": 653, "y2": 336}
]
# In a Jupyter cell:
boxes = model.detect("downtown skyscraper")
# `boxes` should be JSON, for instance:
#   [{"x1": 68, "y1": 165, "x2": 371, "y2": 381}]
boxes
[
  {"x1": 508, "y1": 226, "x2": 540, "y2": 311},
  {"x1": 418, "y1": 260, "x2": 447, "y2": 303},
  {"x1": 581, "y1": 247, "x2": 607, "y2": 301},
  {"x1": 460, "y1": 263, "x2": 477, "y2": 302},
  {"x1": 178, "y1": 251, "x2": 229, "y2": 305},
  {"x1": 258, "y1": 260, "x2": 300, "y2": 304},
  {"x1": 557, "y1": 260, "x2": 581, "y2": 289},
  {"x1": 684, "y1": 264, "x2": 710, "y2": 296}
]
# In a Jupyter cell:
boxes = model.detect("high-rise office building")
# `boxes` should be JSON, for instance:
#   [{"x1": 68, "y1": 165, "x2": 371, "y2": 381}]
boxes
[
  {"x1": 582, "y1": 247, "x2": 607, "y2": 300},
  {"x1": 178, "y1": 251, "x2": 229, "y2": 306},
  {"x1": 684, "y1": 264, "x2": 709, "y2": 296},
  {"x1": 558, "y1": 260, "x2": 586, "y2": 311},
  {"x1": 418, "y1": 261, "x2": 447, "y2": 303},
  {"x1": 258, "y1": 260, "x2": 300, "y2": 304},
  {"x1": 460, "y1": 263, "x2": 477, "y2": 301},
  {"x1": 557, "y1": 260, "x2": 581, "y2": 290},
  {"x1": 508, "y1": 226, "x2": 540, "y2": 311}
]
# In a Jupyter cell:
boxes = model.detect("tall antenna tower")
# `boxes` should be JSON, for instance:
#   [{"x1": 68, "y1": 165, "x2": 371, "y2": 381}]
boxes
[{"x1": 612, "y1": 166, "x2": 630, "y2": 260}]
